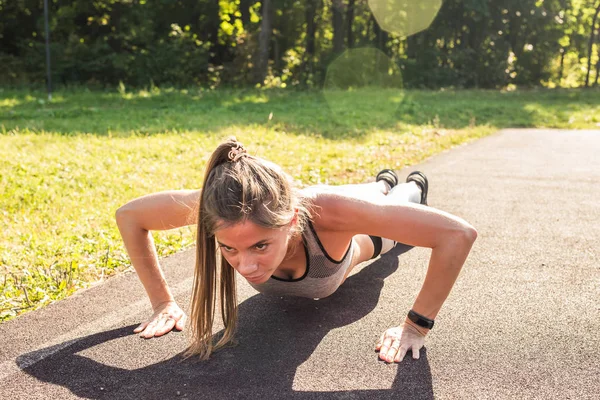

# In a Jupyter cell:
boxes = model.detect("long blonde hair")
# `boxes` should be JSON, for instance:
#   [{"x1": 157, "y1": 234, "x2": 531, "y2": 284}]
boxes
[{"x1": 182, "y1": 137, "x2": 311, "y2": 361}]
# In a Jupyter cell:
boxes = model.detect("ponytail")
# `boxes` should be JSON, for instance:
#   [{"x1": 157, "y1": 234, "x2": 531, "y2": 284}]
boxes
[
  {"x1": 182, "y1": 137, "x2": 311, "y2": 361},
  {"x1": 182, "y1": 138, "x2": 240, "y2": 361}
]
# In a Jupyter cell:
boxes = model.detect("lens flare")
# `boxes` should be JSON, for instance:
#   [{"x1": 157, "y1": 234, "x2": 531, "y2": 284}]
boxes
[
  {"x1": 368, "y1": 0, "x2": 442, "y2": 37},
  {"x1": 323, "y1": 48, "x2": 404, "y2": 128}
]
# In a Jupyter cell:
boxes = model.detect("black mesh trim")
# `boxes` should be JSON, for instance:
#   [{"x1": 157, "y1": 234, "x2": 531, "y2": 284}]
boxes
[
  {"x1": 307, "y1": 220, "x2": 351, "y2": 264},
  {"x1": 270, "y1": 237, "x2": 310, "y2": 282}
]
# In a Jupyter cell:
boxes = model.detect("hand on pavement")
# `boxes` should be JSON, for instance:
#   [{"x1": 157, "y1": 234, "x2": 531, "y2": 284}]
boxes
[
  {"x1": 134, "y1": 300, "x2": 187, "y2": 339},
  {"x1": 376, "y1": 322, "x2": 426, "y2": 363}
]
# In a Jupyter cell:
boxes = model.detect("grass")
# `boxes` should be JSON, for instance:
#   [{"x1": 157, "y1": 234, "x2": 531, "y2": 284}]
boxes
[{"x1": 1, "y1": 86, "x2": 599, "y2": 322}]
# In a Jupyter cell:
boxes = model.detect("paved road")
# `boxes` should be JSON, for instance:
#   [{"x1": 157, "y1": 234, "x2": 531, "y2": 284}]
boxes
[{"x1": 1, "y1": 129, "x2": 599, "y2": 399}]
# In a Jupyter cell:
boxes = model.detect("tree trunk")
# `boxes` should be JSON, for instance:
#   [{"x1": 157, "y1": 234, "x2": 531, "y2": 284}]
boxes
[
  {"x1": 273, "y1": 35, "x2": 280, "y2": 72},
  {"x1": 595, "y1": 33, "x2": 600, "y2": 86},
  {"x1": 254, "y1": 0, "x2": 272, "y2": 85},
  {"x1": 406, "y1": 33, "x2": 417, "y2": 59},
  {"x1": 584, "y1": 3, "x2": 600, "y2": 87},
  {"x1": 372, "y1": 15, "x2": 388, "y2": 54},
  {"x1": 559, "y1": 48, "x2": 566, "y2": 86},
  {"x1": 239, "y1": 0, "x2": 252, "y2": 28},
  {"x1": 207, "y1": 0, "x2": 222, "y2": 64},
  {"x1": 506, "y1": 12, "x2": 525, "y2": 63},
  {"x1": 302, "y1": 0, "x2": 319, "y2": 84},
  {"x1": 346, "y1": 0, "x2": 355, "y2": 49},
  {"x1": 332, "y1": 0, "x2": 344, "y2": 55},
  {"x1": 305, "y1": 0, "x2": 318, "y2": 57}
]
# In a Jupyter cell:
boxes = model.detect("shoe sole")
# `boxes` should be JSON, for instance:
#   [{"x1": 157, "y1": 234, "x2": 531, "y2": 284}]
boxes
[{"x1": 406, "y1": 171, "x2": 428, "y2": 206}]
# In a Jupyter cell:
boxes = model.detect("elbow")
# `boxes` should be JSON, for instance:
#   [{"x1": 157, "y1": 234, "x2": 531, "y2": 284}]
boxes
[
  {"x1": 462, "y1": 226, "x2": 478, "y2": 243},
  {"x1": 116, "y1": 205, "x2": 149, "y2": 232},
  {"x1": 115, "y1": 206, "x2": 131, "y2": 226},
  {"x1": 445, "y1": 226, "x2": 477, "y2": 248}
]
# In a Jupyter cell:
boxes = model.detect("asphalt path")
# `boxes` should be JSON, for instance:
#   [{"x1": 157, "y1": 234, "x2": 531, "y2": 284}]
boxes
[{"x1": 1, "y1": 129, "x2": 599, "y2": 399}]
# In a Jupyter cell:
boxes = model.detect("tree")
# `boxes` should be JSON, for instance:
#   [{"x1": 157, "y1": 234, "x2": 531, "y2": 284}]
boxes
[
  {"x1": 254, "y1": 0, "x2": 272, "y2": 84},
  {"x1": 2, "y1": 0, "x2": 600, "y2": 88},
  {"x1": 584, "y1": 2, "x2": 600, "y2": 87},
  {"x1": 303, "y1": 0, "x2": 322, "y2": 82},
  {"x1": 332, "y1": 0, "x2": 345, "y2": 54},
  {"x1": 346, "y1": 0, "x2": 355, "y2": 48},
  {"x1": 595, "y1": 29, "x2": 600, "y2": 85}
]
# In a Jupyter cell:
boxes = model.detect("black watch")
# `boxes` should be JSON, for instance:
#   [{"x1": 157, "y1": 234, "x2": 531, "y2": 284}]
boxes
[{"x1": 407, "y1": 310, "x2": 435, "y2": 329}]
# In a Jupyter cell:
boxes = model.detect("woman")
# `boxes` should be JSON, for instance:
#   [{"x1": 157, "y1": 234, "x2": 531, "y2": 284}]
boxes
[{"x1": 116, "y1": 137, "x2": 477, "y2": 364}]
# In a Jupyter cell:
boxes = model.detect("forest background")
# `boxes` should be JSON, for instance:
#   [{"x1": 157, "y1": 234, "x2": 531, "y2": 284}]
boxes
[{"x1": 2, "y1": 0, "x2": 600, "y2": 89}]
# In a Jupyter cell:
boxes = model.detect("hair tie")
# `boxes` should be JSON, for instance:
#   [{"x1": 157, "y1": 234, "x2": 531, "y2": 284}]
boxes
[{"x1": 228, "y1": 143, "x2": 247, "y2": 162}]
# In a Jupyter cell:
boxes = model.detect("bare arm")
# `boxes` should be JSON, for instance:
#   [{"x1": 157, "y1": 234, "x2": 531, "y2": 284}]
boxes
[
  {"x1": 315, "y1": 191, "x2": 477, "y2": 330},
  {"x1": 115, "y1": 190, "x2": 200, "y2": 308}
]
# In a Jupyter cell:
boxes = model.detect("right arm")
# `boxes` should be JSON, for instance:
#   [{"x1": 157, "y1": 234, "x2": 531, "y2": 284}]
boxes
[{"x1": 115, "y1": 189, "x2": 200, "y2": 336}]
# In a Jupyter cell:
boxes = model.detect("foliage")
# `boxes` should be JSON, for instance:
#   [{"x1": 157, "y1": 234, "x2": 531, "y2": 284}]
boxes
[
  {"x1": 0, "y1": 0, "x2": 212, "y2": 87},
  {"x1": 1, "y1": 0, "x2": 599, "y2": 88}
]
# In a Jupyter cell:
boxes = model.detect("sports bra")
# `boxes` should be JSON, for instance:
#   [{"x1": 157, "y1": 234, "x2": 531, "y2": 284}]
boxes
[{"x1": 247, "y1": 220, "x2": 354, "y2": 299}]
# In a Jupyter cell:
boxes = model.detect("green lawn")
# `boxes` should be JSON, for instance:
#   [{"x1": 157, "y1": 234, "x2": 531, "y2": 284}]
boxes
[{"x1": 1, "y1": 86, "x2": 599, "y2": 322}]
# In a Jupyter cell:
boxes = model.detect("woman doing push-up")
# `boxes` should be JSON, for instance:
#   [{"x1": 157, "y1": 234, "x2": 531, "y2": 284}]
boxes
[{"x1": 116, "y1": 137, "x2": 477, "y2": 363}]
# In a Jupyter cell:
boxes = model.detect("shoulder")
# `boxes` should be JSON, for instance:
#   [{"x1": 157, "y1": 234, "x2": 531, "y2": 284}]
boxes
[
  {"x1": 116, "y1": 189, "x2": 201, "y2": 230},
  {"x1": 299, "y1": 185, "x2": 367, "y2": 234},
  {"x1": 299, "y1": 184, "x2": 469, "y2": 249}
]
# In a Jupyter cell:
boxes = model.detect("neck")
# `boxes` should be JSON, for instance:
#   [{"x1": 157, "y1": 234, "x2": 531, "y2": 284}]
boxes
[{"x1": 283, "y1": 233, "x2": 303, "y2": 261}]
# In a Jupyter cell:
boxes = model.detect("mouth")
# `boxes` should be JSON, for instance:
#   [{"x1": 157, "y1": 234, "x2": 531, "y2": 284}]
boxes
[{"x1": 246, "y1": 272, "x2": 266, "y2": 283}]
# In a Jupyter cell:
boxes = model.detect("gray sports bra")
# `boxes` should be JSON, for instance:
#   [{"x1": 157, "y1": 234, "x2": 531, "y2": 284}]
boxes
[{"x1": 247, "y1": 220, "x2": 354, "y2": 299}]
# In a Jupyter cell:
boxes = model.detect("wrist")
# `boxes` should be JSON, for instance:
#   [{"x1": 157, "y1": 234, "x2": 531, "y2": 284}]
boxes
[
  {"x1": 405, "y1": 309, "x2": 434, "y2": 335},
  {"x1": 404, "y1": 318, "x2": 430, "y2": 336},
  {"x1": 152, "y1": 297, "x2": 176, "y2": 310}
]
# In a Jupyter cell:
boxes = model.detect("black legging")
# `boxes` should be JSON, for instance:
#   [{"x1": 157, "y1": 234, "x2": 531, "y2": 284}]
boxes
[{"x1": 369, "y1": 236, "x2": 413, "y2": 259}]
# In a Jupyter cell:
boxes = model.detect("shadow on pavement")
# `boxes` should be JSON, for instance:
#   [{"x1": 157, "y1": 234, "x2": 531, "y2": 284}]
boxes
[{"x1": 17, "y1": 245, "x2": 433, "y2": 399}]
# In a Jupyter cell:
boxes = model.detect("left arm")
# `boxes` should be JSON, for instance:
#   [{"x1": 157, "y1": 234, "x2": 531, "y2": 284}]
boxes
[
  {"x1": 314, "y1": 191, "x2": 478, "y2": 361},
  {"x1": 406, "y1": 232, "x2": 476, "y2": 334},
  {"x1": 387, "y1": 233, "x2": 475, "y2": 363}
]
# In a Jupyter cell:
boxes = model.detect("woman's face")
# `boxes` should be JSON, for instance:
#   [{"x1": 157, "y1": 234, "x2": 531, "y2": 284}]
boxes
[{"x1": 214, "y1": 219, "x2": 294, "y2": 284}]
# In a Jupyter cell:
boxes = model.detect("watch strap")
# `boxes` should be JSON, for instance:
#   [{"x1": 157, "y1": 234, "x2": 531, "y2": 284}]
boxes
[{"x1": 407, "y1": 310, "x2": 435, "y2": 329}]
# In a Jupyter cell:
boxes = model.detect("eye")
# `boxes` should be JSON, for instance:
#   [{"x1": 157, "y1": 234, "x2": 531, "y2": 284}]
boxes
[
  {"x1": 220, "y1": 245, "x2": 234, "y2": 252},
  {"x1": 255, "y1": 243, "x2": 268, "y2": 251}
]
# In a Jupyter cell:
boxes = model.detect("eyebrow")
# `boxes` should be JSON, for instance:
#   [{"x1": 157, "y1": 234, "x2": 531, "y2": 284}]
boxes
[{"x1": 216, "y1": 239, "x2": 270, "y2": 249}]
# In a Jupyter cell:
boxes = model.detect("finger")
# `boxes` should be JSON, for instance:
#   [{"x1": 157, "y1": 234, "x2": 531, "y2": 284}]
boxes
[
  {"x1": 175, "y1": 314, "x2": 186, "y2": 331},
  {"x1": 394, "y1": 346, "x2": 409, "y2": 363},
  {"x1": 149, "y1": 316, "x2": 171, "y2": 337},
  {"x1": 141, "y1": 319, "x2": 160, "y2": 338},
  {"x1": 154, "y1": 318, "x2": 176, "y2": 337},
  {"x1": 378, "y1": 337, "x2": 394, "y2": 360},
  {"x1": 385, "y1": 340, "x2": 401, "y2": 362},
  {"x1": 376, "y1": 332, "x2": 385, "y2": 351},
  {"x1": 412, "y1": 345, "x2": 421, "y2": 360},
  {"x1": 134, "y1": 322, "x2": 148, "y2": 333},
  {"x1": 139, "y1": 321, "x2": 155, "y2": 337}
]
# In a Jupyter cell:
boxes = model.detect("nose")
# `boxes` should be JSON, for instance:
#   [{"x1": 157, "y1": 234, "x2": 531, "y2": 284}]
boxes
[{"x1": 236, "y1": 254, "x2": 259, "y2": 276}]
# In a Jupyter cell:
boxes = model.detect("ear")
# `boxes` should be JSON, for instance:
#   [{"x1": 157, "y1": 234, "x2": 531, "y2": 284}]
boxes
[
  {"x1": 293, "y1": 208, "x2": 299, "y2": 223},
  {"x1": 288, "y1": 208, "x2": 300, "y2": 231}
]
